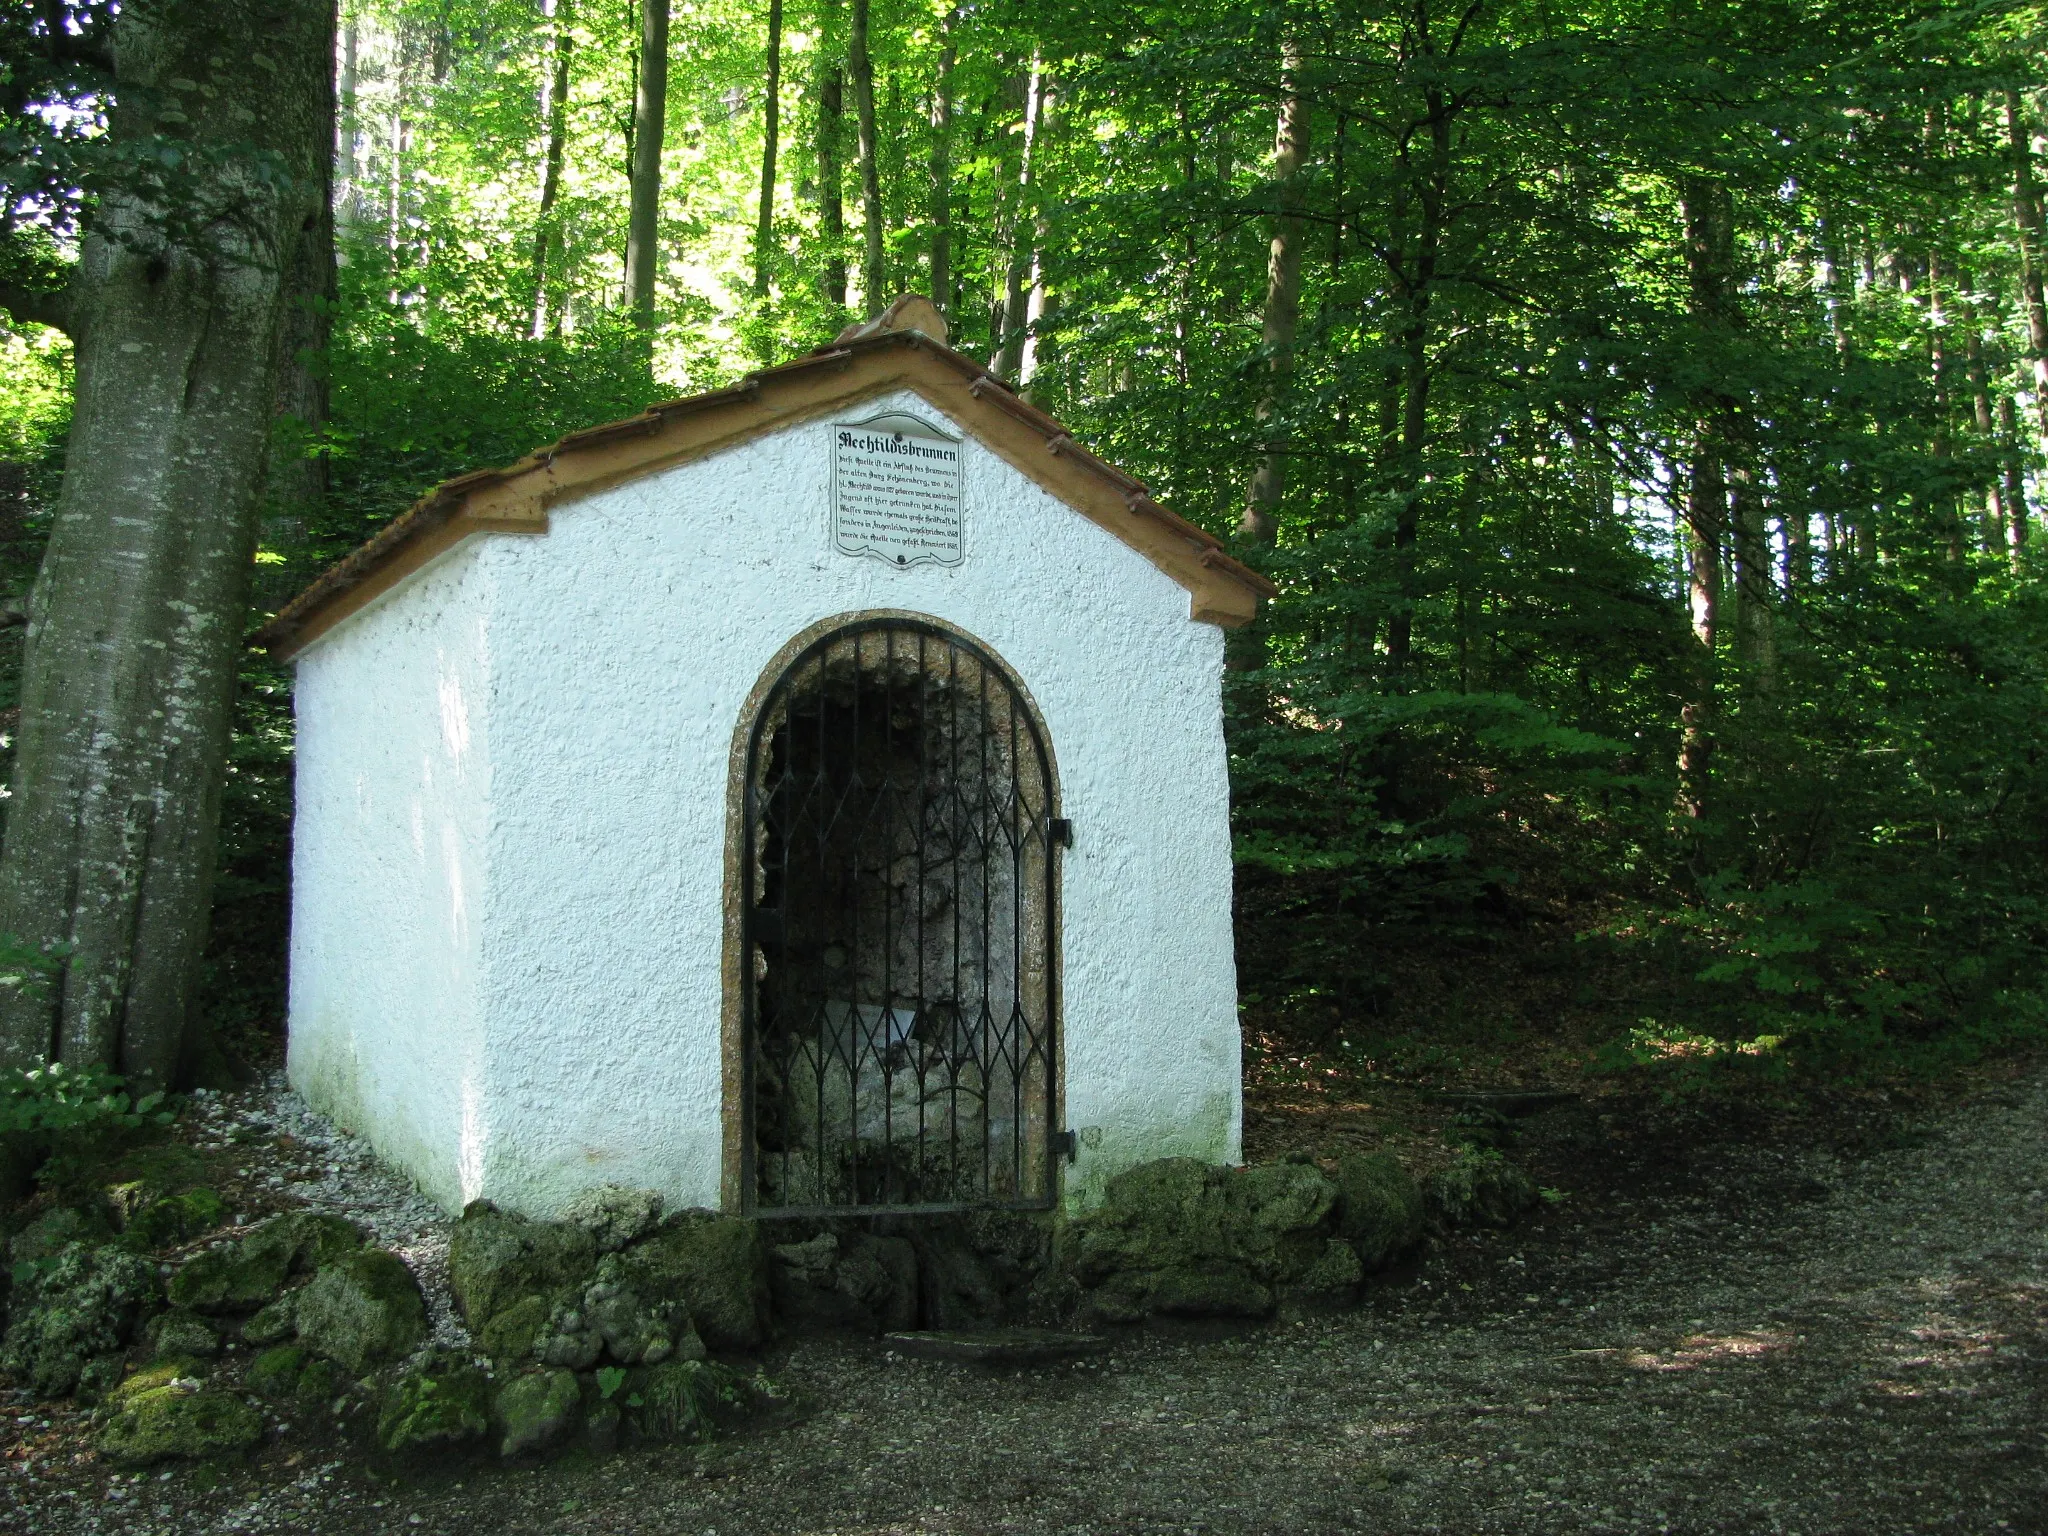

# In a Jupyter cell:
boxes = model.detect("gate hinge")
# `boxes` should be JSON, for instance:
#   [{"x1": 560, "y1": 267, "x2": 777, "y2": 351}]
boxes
[
  {"x1": 1049, "y1": 816, "x2": 1073, "y2": 849},
  {"x1": 1052, "y1": 1129, "x2": 1078, "y2": 1163}
]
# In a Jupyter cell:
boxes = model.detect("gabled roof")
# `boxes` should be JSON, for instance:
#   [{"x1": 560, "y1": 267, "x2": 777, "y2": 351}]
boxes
[{"x1": 253, "y1": 296, "x2": 1274, "y2": 662}]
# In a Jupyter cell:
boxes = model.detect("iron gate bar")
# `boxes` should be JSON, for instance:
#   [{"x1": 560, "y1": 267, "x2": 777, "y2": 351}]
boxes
[{"x1": 740, "y1": 618, "x2": 1060, "y2": 1216}]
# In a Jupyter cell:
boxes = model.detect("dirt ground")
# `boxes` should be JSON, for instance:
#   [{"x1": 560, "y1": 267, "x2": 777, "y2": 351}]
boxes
[{"x1": 6, "y1": 1061, "x2": 2046, "y2": 1536}]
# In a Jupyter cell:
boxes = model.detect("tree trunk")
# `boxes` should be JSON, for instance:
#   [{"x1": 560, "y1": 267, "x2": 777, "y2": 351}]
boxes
[
  {"x1": 624, "y1": 0, "x2": 669, "y2": 330},
  {"x1": 260, "y1": 50, "x2": 339, "y2": 611},
  {"x1": 1018, "y1": 76, "x2": 1057, "y2": 389},
  {"x1": 2000, "y1": 393, "x2": 2030, "y2": 562},
  {"x1": 1382, "y1": 93, "x2": 1451, "y2": 672},
  {"x1": 336, "y1": 18, "x2": 360, "y2": 225},
  {"x1": 1928, "y1": 247, "x2": 1963, "y2": 561},
  {"x1": 927, "y1": 7, "x2": 957, "y2": 318},
  {"x1": 0, "y1": 0, "x2": 331, "y2": 1086},
  {"x1": 2006, "y1": 90, "x2": 2048, "y2": 444},
  {"x1": 1964, "y1": 299, "x2": 2007, "y2": 551},
  {"x1": 996, "y1": 64, "x2": 1046, "y2": 381},
  {"x1": 1676, "y1": 177, "x2": 1735, "y2": 814},
  {"x1": 1729, "y1": 454, "x2": 1774, "y2": 686},
  {"x1": 1238, "y1": 38, "x2": 1309, "y2": 545},
  {"x1": 814, "y1": 0, "x2": 846, "y2": 315},
  {"x1": 752, "y1": 0, "x2": 783, "y2": 299},
  {"x1": 848, "y1": 0, "x2": 883, "y2": 317},
  {"x1": 529, "y1": 0, "x2": 573, "y2": 339}
]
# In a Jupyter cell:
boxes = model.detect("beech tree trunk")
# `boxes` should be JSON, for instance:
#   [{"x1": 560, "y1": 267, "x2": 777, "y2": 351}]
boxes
[
  {"x1": 996, "y1": 64, "x2": 1045, "y2": 381},
  {"x1": 752, "y1": 0, "x2": 783, "y2": 298},
  {"x1": 260, "y1": 36, "x2": 339, "y2": 610},
  {"x1": 814, "y1": 1, "x2": 846, "y2": 315},
  {"x1": 1238, "y1": 38, "x2": 1309, "y2": 545},
  {"x1": 1018, "y1": 72, "x2": 1056, "y2": 388},
  {"x1": 1382, "y1": 92, "x2": 1451, "y2": 671},
  {"x1": 2000, "y1": 393, "x2": 2030, "y2": 561},
  {"x1": 529, "y1": 0, "x2": 573, "y2": 339},
  {"x1": 2005, "y1": 90, "x2": 2048, "y2": 443},
  {"x1": 0, "y1": 0, "x2": 332, "y2": 1086},
  {"x1": 849, "y1": 0, "x2": 883, "y2": 317},
  {"x1": 1676, "y1": 177, "x2": 1734, "y2": 815},
  {"x1": 927, "y1": 8, "x2": 957, "y2": 318},
  {"x1": 624, "y1": 0, "x2": 669, "y2": 329}
]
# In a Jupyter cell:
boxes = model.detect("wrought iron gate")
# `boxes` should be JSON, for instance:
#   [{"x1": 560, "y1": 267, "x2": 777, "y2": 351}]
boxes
[{"x1": 740, "y1": 619, "x2": 1059, "y2": 1214}]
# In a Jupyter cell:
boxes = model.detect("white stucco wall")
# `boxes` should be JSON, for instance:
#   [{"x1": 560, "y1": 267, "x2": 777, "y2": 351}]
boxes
[
  {"x1": 287, "y1": 543, "x2": 495, "y2": 1213},
  {"x1": 288, "y1": 385, "x2": 1241, "y2": 1217}
]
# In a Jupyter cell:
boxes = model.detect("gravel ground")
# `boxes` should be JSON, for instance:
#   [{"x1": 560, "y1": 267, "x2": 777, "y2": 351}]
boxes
[{"x1": 6, "y1": 1065, "x2": 2044, "y2": 1535}]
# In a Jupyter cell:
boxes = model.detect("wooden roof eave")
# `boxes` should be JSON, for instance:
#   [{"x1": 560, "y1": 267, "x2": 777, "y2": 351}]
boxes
[{"x1": 253, "y1": 330, "x2": 1273, "y2": 663}]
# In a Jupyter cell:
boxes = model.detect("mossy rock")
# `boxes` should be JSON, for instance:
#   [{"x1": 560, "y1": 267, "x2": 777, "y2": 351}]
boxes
[
  {"x1": 476, "y1": 1293, "x2": 549, "y2": 1364},
  {"x1": 493, "y1": 1367, "x2": 581, "y2": 1458},
  {"x1": 1335, "y1": 1151, "x2": 1425, "y2": 1269},
  {"x1": 1148, "y1": 1264, "x2": 1273, "y2": 1319},
  {"x1": 377, "y1": 1351, "x2": 492, "y2": 1454},
  {"x1": 118, "y1": 1189, "x2": 228, "y2": 1252},
  {"x1": 615, "y1": 1214, "x2": 769, "y2": 1352},
  {"x1": 146, "y1": 1309, "x2": 221, "y2": 1360},
  {"x1": 168, "y1": 1213, "x2": 365, "y2": 1314},
  {"x1": 448, "y1": 1203, "x2": 596, "y2": 1332},
  {"x1": 1284, "y1": 1238, "x2": 1365, "y2": 1309},
  {"x1": 246, "y1": 1345, "x2": 308, "y2": 1400},
  {"x1": 242, "y1": 1293, "x2": 298, "y2": 1347},
  {"x1": 1425, "y1": 1148, "x2": 1539, "y2": 1232},
  {"x1": 293, "y1": 1249, "x2": 427, "y2": 1374},
  {"x1": 0, "y1": 1242, "x2": 161, "y2": 1398},
  {"x1": 1059, "y1": 1156, "x2": 1342, "y2": 1307},
  {"x1": 1218, "y1": 1162, "x2": 1340, "y2": 1282},
  {"x1": 96, "y1": 1372, "x2": 262, "y2": 1466}
]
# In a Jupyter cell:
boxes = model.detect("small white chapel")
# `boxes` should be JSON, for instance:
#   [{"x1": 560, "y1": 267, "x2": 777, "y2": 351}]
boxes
[{"x1": 257, "y1": 297, "x2": 1272, "y2": 1222}]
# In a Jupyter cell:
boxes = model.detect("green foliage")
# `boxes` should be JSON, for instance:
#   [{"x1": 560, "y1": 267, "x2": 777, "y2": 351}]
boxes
[
  {"x1": 0, "y1": 1063, "x2": 172, "y2": 1139},
  {"x1": 8, "y1": 0, "x2": 2044, "y2": 1095}
]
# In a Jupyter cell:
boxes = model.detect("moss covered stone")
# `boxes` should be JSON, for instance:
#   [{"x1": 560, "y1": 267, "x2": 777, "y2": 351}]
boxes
[
  {"x1": 146, "y1": 1309, "x2": 221, "y2": 1360},
  {"x1": 1057, "y1": 1156, "x2": 1345, "y2": 1322},
  {"x1": 1335, "y1": 1151, "x2": 1425, "y2": 1269},
  {"x1": 0, "y1": 1242, "x2": 161, "y2": 1398},
  {"x1": 476, "y1": 1293, "x2": 549, "y2": 1364},
  {"x1": 376, "y1": 1351, "x2": 492, "y2": 1454},
  {"x1": 167, "y1": 1213, "x2": 364, "y2": 1314},
  {"x1": 616, "y1": 1214, "x2": 769, "y2": 1352},
  {"x1": 448, "y1": 1203, "x2": 596, "y2": 1332},
  {"x1": 96, "y1": 1361, "x2": 262, "y2": 1466},
  {"x1": 119, "y1": 1189, "x2": 228, "y2": 1252},
  {"x1": 494, "y1": 1368, "x2": 581, "y2": 1458},
  {"x1": 1425, "y1": 1148, "x2": 1539, "y2": 1231},
  {"x1": 1149, "y1": 1265, "x2": 1274, "y2": 1319},
  {"x1": 242, "y1": 1293, "x2": 298, "y2": 1347},
  {"x1": 246, "y1": 1345, "x2": 308, "y2": 1400},
  {"x1": 293, "y1": 1249, "x2": 427, "y2": 1374}
]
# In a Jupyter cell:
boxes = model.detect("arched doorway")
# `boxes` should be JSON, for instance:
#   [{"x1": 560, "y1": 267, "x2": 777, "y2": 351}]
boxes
[{"x1": 739, "y1": 618, "x2": 1059, "y2": 1213}]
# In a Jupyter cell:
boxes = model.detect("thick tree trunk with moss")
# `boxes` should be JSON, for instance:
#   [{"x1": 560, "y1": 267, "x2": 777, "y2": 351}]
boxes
[{"x1": 0, "y1": 0, "x2": 332, "y2": 1087}]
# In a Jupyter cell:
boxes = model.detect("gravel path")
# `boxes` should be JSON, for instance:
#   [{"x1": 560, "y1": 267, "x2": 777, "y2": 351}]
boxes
[{"x1": 13, "y1": 1068, "x2": 2046, "y2": 1535}]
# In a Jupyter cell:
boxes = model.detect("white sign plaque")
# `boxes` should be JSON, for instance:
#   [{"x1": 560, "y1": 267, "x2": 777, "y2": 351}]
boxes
[{"x1": 831, "y1": 411, "x2": 964, "y2": 568}]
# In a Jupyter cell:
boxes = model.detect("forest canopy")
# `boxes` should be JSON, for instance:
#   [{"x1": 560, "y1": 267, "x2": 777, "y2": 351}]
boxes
[{"x1": 4, "y1": 0, "x2": 2048, "y2": 1091}]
